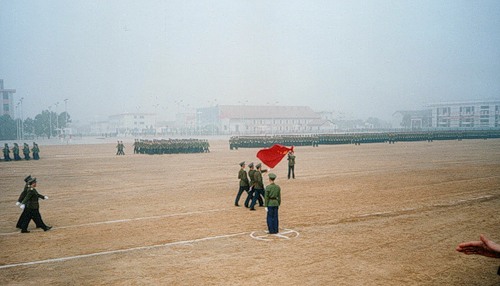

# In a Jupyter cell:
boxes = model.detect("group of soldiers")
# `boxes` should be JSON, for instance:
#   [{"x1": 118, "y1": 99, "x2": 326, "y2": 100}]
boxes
[
  {"x1": 230, "y1": 130, "x2": 500, "y2": 149},
  {"x1": 235, "y1": 161, "x2": 282, "y2": 233},
  {"x1": 2, "y1": 142, "x2": 40, "y2": 162},
  {"x1": 116, "y1": 141, "x2": 125, "y2": 155},
  {"x1": 230, "y1": 135, "x2": 319, "y2": 149},
  {"x1": 133, "y1": 139, "x2": 210, "y2": 154}
]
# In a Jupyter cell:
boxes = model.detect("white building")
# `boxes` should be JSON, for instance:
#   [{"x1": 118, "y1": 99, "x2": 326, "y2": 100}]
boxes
[
  {"x1": 427, "y1": 100, "x2": 500, "y2": 128},
  {"x1": 197, "y1": 105, "x2": 322, "y2": 135},
  {"x1": 0, "y1": 79, "x2": 16, "y2": 118},
  {"x1": 108, "y1": 113, "x2": 156, "y2": 134}
]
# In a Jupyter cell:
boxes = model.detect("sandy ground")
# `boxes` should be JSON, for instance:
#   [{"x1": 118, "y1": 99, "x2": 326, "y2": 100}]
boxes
[{"x1": 0, "y1": 139, "x2": 499, "y2": 285}]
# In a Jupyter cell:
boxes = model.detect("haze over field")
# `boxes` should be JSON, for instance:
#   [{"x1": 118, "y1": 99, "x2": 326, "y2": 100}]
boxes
[{"x1": 1, "y1": 0, "x2": 499, "y2": 123}]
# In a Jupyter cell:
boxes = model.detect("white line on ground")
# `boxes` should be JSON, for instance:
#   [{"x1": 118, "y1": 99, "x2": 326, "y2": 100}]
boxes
[
  {"x1": 0, "y1": 208, "x2": 226, "y2": 236},
  {"x1": 0, "y1": 231, "x2": 248, "y2": 270}
]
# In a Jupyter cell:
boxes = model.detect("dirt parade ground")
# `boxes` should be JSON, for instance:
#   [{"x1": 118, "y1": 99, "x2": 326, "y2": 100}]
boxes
[{"x1": 0, "y1": 138, "x2": 499, "y2": 285}]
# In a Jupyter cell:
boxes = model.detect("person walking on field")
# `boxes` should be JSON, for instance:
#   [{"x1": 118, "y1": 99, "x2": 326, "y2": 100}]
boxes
[
  {"x1": 287, "y1": 150, "x2": 296, "y2": 179},
  {"x1": 235, "y1": 161, "x2": 249, "y2": 207},
  {"x1": 19, "y1": 177, "x2": 52, "y2": 233},
  {"x1": 250, "y1": 163, "x2": 266, "y2": 211},
  {"x1": 265, "y1": 173, "x2": 281, "y2": 234},
  {"x1": 16, "y1": 175, "x2": 43, "y2": 229}
]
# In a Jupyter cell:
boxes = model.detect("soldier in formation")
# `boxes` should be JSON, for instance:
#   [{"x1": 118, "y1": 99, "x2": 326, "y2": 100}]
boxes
[
  {"x1": 234, "y1": 161, "x2": 250, "y2": 207},
  {"x1": 249, "y1": 163, "x2": 267, "y2": 211},
  {"x1": 1, "y1": 142, "x2": 40, "y2": 161},
  {"x1": 116, "y1": 141, "x2": 125, "y2": 155},
  {"x1": 133, "y1": 139, "x2": 210, "y2": 154}
]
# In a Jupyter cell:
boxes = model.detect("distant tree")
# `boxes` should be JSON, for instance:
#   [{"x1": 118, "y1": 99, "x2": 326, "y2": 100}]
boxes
[
  {"x1": 0, "y1": 114, "x2": 16, "y2": 140},
  {"x1": 23, "y1": 117, "x2": 35, "y2": 136},
  {"x1": 57, "y1": 112, "x2": 71, "y2": 128}
]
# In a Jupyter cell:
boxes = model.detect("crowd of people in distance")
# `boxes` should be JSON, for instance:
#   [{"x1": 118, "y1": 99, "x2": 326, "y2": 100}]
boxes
[{"x1": 2, "y1": 142, "x2": 40, "y2": 162}]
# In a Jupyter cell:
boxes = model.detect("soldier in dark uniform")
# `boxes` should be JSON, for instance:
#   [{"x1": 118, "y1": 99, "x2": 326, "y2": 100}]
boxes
[
  {"x1": 19, "y1": 177, "x2": 52, "y2": 233},
  {"x1": 287, "y1": 151, "x2": 296, "y2": 179},
  {"x1": 234, "y1": 161, "x2": 250, "y2": 206},
  {"x1": 250, "y1": 163, "x2": 266, "y2": 211},
  {"x1": 32, "y1": 142, "x2": 40, "y2": 160},
  {"x1": 265, "y1": 173, "x2": 281, "y2": 234},
  {"x1": 3, "y1": 143, "x2": 11, "y2": 161},
  {"x1": 12, "y1": 143, "x2": 22, "y2": 161},
  {"x1": 23, "y1": 143, "x2": 30, "y2": 160},
  {"x1": 16, "y1": 175, "x2": 43, "y2": 229},
  {"x1": 245, "y1": 162, "x2": 258, "y2": 208}
]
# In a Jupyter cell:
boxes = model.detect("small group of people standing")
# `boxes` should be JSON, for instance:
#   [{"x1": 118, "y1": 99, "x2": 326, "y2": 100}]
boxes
[
  {"x1": 116, "y1": 141, "x2": 125, "y2": 155},
  {"x1": 235, "y1": 161, "x2": 281, "y2": 234},
  {"x1": 2, "y1": 142, "x2": 40, "y2": 161},
  {"x1": 16, "y1": 175, "x2": 51, "y2": 233}
]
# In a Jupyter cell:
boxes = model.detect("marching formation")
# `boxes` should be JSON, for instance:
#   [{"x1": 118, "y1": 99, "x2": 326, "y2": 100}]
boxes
[
  {"x1": 133, "y1": 138, "x2": 210, "y2": 154},
  {"x1": 2, "y1": 142, "x2": 40, "y2": 162},
  {"x1": 229, "y1": 130, "x2": 500, "y2": 149}
]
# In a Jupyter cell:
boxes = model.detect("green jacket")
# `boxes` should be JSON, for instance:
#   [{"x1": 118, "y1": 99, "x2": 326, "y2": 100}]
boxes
[
  {"x1": 238, "y1": 168, "x2": 249, "y2": 187},
  {"x1": 248, "y1": 169, "x2": 256, "y2": 187},
  {"x1": 253, "y1": 170, "x2": 264, "y2": 189},
  {"x1": 21, "y1": 187, "x2": 45, "y2": 209},
  {"x1": 288, "y1": 154, "x2": 296, "y2": 166},
  {"x1": 265, "y1": 183, "x2": 281, "y2": 207}
]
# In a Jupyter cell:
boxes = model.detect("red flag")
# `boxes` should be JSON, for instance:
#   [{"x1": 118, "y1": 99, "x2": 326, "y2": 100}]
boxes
[{"x1": 256, "y1": 144, "x2": 294, "y2": 168}]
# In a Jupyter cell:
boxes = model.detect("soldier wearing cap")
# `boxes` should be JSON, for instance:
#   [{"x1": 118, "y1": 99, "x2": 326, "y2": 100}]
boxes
[
  {"x1": 249, "y1": 163, "x2": 266, "y2": 211},
  {"x1": 16, "y1": 175, "x2": 43, "y2": 229},
  {"x1": 235, "y1": 161, "x2": 250, "y2": 206},
  {"x1": 265, "y1": 173, "x2": 281, "y2": 234},
  {"x1": 19, "y1": 177, "x2": 52, "y2": 233},
  {"x1": 3, "y1": 143, "x2": 11, "y2": 161},
  {"x1": 244, "y1": 162, "x2": 258, "y2": 208},
  {"x1": 287, "y1": 150, "x2": 296, "y2": 179}
]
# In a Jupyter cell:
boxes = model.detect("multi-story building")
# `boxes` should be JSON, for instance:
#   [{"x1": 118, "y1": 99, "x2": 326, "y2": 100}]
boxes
[
  {"x1": 427, "y1": 100, "x2": 500, "y2": 128},
  {"x1": 108, "y1": 113, "x2": 156, "y2": 134},
  {"x1": 0, "y1": 79, "x2": 16, "y2": 118},
  {"x1": 196, "y1": 105, "x2": 323, "y2": 135}
]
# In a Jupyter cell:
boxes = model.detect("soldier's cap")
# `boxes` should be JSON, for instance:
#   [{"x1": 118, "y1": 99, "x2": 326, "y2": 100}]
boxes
[
  {"x1": 256, "y1": 163, "x2": 262, "y2": 169},
  {"x1": 248, "y1": 162, "x2": 254, "y2": 168},
  {"x1": 28, "y1": 177, "x2": 37, "y2": 185},
  {"x1": 268, "y1": 173, "x2": 277, "y2": 180},
  {"x1": 239, "y1": 161, "x2": 245, "y2": 167},
  {"x1": 24, "y1": 175, "x2": 32, "y2": 183}
]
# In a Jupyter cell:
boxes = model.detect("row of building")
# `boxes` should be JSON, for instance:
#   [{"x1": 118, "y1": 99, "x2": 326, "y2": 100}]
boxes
[{"x1": 2, "y1": 79, "x2": 499, "y2": 135}]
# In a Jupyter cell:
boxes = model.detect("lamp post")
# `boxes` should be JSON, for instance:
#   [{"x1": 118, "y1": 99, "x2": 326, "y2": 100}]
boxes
[
  {"x1": 20, "y1": 97, "x2": 24, "y2": 140},
  {"x1": 64, "y1": 98, "x2": 68, "y2": 136},
  {"x1": 48, "y1": 105, "x2": 52, "y2": 139},
  {"x1": 54, "y1": 101, "x2": 59, "y2": 137}
]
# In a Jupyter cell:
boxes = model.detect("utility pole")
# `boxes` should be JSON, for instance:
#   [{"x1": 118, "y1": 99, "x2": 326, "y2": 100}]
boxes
[
  {"x1": 48, "y1": 105, "x2": 52, "y2": 139},
  {"x1": 54, "y1": 101, "x2": 59, "y2": 137},
  {"x1": 20, "y1": 97, "x2": 24, "y2": 140}
]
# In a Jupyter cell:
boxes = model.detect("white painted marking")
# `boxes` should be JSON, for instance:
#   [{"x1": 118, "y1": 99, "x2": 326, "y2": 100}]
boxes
[
  {"x1": 250, "y1": 228, "x2": 299, "y2": 241},
  {"x1": 0, "y1": 209, "x2": 226, "y2": 236},
  {"x1": 0, "y1": 232, "x2": 247, "y2": 270}
]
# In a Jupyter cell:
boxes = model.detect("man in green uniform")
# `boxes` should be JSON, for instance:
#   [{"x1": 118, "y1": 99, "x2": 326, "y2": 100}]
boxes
[
  {"x1": 245, "y1": 162, "x2": 258, "y2": 208},
  {"x1": 250, "y1": 163, "x2": 266, "y2": 211},
  {"x1": 19, "y1": 177, "x2": 52, "y2": 233},
  {"x1": 23, "y1": 143, "x2": 30, "y2": 160},
  {"x1": 265, "y1": 173, "x2": 281, "y2": 234},
  {"x1": 235, "y1": 161, "x2": 249, "y2": 206},
  {"x1": 287, "y1": 151, "x2": 296, "y2": 179}
]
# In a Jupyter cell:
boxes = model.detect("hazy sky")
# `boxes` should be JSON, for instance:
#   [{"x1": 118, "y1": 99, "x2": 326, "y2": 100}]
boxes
[{"x1": 1, "y1": 0, "x2": 499, "y2": 123}]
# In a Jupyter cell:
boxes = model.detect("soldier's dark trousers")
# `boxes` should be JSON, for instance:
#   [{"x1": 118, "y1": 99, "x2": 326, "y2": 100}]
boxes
[
  {"x1": 16, "y1": 208, "x2": 42, "y2": 229},
  {"x1": 20, "y1": 208, "x2": 48, "y2": 231},
  {"x1": 234, "y1": 186, "x2": 249, "y2": 206},
  {"x1": 266, "y1": 206, "x2": 279, "y2": 234},
  {"x1": 244, "y1": 187, "x2": 255, "y2": 207},
  {"x1": 24, "y1": 153, "x2": 30, "y2": 160},
  {"x1": 250, "y1": 188, "x2": 264, "y2": 209},
  {"x1": 288, "y1": 165, "x2": 295, "y2": 179}
]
